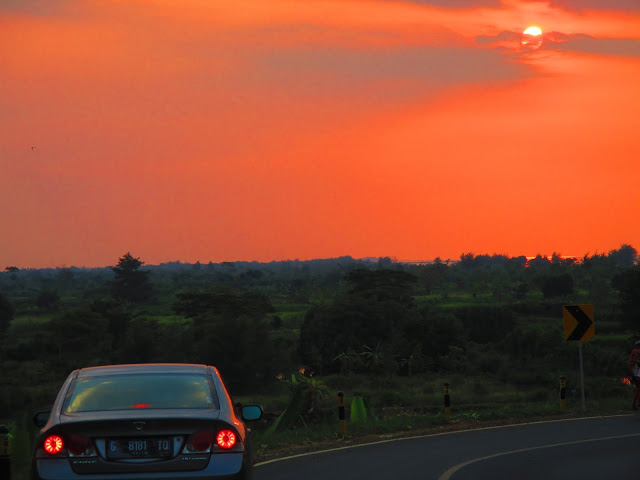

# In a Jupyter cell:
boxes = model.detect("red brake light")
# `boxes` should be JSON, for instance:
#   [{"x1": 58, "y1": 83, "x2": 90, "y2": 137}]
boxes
[
  {"x1": 189, "y1": 431, "x2": 213, "y2": 452},
  {"x1": 216, "y1": 430, "x2": 236, "y2": 449},
  {"x1": 134, "y1": 404, "x2": 150, "y2": 408},
  {"x1": 44, "y1": 435, "x2": 64, "y2": 455}
]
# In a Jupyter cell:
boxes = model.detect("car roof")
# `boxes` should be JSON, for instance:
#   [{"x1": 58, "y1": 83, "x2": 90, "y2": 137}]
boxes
[{"x1": 76, "y1": 363, "x2": 213, "y2": 377}]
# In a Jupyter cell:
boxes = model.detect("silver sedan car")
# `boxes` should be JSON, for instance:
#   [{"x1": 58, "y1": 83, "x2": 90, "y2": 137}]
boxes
[{"x1": 31, "y1": 363, "x2": 263, "y2": 480}]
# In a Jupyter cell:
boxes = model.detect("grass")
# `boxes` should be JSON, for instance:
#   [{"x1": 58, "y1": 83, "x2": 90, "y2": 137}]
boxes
[
  {"x1": 271, "y1": 304, "x2": 310, "y2": 330},
  {"x1": 243, "y1": 373, "x2": 636, "y2": 461},
  {"x1": 149, "y1": 314, "x2": 192, "y2": 325},
  {"x1": 9, "y1": 315, "x2": 51, "y2": 330},
  {"x1": 250, "y1": 397, "x2": 631, "y2": 463}
]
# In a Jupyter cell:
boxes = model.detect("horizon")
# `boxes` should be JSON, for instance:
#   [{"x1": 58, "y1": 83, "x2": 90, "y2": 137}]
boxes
[
  {"x1": 5, "y1": 249, "x2": 635, "y2": 271},
  {"x1": 2, "y1": 1, "x2": 639, "y2": 269}
]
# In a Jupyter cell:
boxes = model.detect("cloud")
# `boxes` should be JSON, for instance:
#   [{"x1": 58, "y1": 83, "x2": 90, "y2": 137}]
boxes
[
  {"x1": 476, "y1": 31, "x2": 522, "y2": 48},
  {"x1": 1, "y1": 0, "x2": 81, "y2": 17},
  {"x1": 538, "y1": 0, "x2": 640, "y2": 12},
  {"x1": 387, "y1": 0, "x2": 502, "y2": 7},
  {"x1": 477, "y1": 30, "x2": 640, "y2": 57},
  {"x1": 255, "y1": 45, "x2": 534, "y2": 103},
  {"x1": 544, "y1": 32, "x2": 640, "y2": 56}
]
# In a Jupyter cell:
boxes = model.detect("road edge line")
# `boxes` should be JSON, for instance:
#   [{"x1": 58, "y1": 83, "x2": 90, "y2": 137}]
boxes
[
  {"x1": 254, "y1": 414, "x2": 633, "y2": 467},
  {"x1": 438, "y1": 431, "x2": 640, "y2": 480}
]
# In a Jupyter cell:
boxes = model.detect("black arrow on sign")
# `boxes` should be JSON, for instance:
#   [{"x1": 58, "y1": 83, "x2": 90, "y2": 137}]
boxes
[{"x1": 565, "y1": 305, "x2": 593, "y2": 341}]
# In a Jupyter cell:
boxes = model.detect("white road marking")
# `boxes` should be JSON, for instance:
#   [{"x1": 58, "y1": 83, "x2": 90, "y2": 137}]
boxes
[
  {"x1": 438, "y1": 431, "x2": 640, "y2": 480},
  {"x1": 255, "y1": 414, "x2": 633, "y2": 467}
]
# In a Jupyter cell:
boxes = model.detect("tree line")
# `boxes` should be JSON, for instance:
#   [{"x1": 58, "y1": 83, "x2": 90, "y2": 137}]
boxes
[{"x1": 1, "y1": 246, "x2": 639, "y2": 417}]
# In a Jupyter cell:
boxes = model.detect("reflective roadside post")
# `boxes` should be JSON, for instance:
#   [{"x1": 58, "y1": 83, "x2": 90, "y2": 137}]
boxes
[
  {"x1": 559, "y1": 377, "x2": 567, "y2": 410},
  {"x1": 0, "y1": 424, "x2": 10, "y2": 480},
  {"x1": 337, "y1": 392, "x2": 346, "y2": 435},
  {"x1": 444, "y1": 383, "x2": 451, "y2": 420}
]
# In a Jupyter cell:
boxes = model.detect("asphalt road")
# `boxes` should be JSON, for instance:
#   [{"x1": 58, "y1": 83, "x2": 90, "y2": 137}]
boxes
[{"x1": 254, "y1": 415, "x2": 640, "y2": 480}]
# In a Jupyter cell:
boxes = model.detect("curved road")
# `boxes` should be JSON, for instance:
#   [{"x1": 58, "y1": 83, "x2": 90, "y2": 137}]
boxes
[{"x1": 254, "y1": 415, "x2": 640, "y2": 480}]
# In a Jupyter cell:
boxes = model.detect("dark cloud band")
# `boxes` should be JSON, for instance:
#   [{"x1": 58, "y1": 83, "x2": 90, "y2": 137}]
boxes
[
  {"x1": 541, "y1": 0, "x2": 640, "y2": 12},
  {"x1": 478, "y1": 30, "x2": 640, "y2": 57}
]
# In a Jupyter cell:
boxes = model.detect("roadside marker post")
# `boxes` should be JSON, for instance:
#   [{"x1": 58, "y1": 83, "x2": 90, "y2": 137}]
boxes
[
  {"x1": 337, "y1": 392, "x2": 346, "y2": 435},
  {"x1": 559, "y1": 376, "x2": 566, "y2": 410},
  {"x1": 444, "y1": 383, "x2": 451, "y2": 420}
]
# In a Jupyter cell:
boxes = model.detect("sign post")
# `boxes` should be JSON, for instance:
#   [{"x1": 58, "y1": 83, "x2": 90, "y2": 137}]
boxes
[
  {"x1": 563, "y1": 304, "x2": 594, "y2": 410},
  {"x1": 578, "y1": 342, "x2": 586, "y2": 410}
]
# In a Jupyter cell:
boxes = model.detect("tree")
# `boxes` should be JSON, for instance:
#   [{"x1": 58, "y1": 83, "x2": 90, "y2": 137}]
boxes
[
  {"x1": 174, "y1": 287, "x2": 273, "y2": 321},
  {"x1": 514, "y1": 282, "x2": 529, "y2": 299},
  {"x1": 527, "y1": 254, "x2": 551, "y2": 270},
  {"x1": 377, "y1": 256, "x2": 393, "y2": 268},
  {"x1": 541, "y1": 273, "x2": 574, "y2": 298},
  {"x1": 359, "y1": 343, "x2": 386, "y2": 373},
  {"x1": 343, "y1": 268, "x2": 417, "y2": 303},
  {"x1": 3, "y1": 266, "x2": 19, "y2": 282},
  {"x1": 90, "y1": 299, "x2": 131, "y2": 351},
  {"x1": 299, "y1": 269, "x2": 419, "y2": 374},
  {"x1": 418, "y1": 262, "x2": 449, "y2": 295},
  {"x1": 459, "y1": 253, "x2": 476, "y2": 269},
  {"x1": 454, "y1": 305, "x2": 516, "y2": 344},
  {"x1": 195, "y1": 313, "x2": 276, "y2": 391},
  {"x1": 56, "y1": 268, "x2": 74, "y2": 290},
  {"x1": 119, "y1": 316, "x2": 163, "y2": 364},
  {"x1": 39, "y1": 309, "x2": 112, "y2": 373},
  {"x1": 111, "y1": 252, "x2": 153, "y2": 302},
  {"x1": 173, "y1": 286, "x2": 277, "y2": 391},
  {"x1": 0, "y1": 293, "x2": 14, "y2": 338},
  {"x1": 613, "y1": 268, "x2": 640, "y2": 323},
  {"x1": 405, "y1": 308, "x2": 464, "y2": 371},
  {"x1": 608, "y1": 244, "x2": 638, "y2": 267},
  {"x1": 35, "y1": 289, "x2": 60, "y2": 311}
]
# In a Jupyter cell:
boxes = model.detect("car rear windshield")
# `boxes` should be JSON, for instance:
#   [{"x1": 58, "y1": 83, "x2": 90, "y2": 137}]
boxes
[{"x1": 62, "y1": 373, "x2": 220, "y2": 413}]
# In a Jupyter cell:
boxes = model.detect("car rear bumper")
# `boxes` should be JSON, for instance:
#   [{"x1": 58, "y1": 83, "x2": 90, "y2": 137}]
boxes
[{"x1": 33, "y1": 454, "x2": 248, "y2": 480}]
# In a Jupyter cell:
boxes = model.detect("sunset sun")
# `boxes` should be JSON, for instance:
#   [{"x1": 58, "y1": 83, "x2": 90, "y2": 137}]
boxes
[{"x1": 522, "y1": 26, "x2": 543, "y2": 49}]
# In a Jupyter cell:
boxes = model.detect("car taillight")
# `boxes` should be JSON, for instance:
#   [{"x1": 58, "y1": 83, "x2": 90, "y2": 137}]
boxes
[
  {"x1": 216, "y1": 430, "x2": 236, "y2": 450},
  {"x1": 184, "y1": 431, "x2": 213, "y2": 453},
  {"x1": 43, "y1": 435, "x2": 64, "y2": 455},
  {"x1": 68, "y1": 434, "x2": 94, "y2": 456}
]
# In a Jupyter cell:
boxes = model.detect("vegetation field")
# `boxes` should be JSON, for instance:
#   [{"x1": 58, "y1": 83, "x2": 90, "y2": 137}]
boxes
[{"x1": 1, "y1": 247, "x2": 639, "y2": 478}]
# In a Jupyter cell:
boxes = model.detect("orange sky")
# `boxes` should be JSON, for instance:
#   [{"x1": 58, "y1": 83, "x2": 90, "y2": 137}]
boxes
[{"x1": 1, "y1": 0, "x2": 639, "y2": 268}]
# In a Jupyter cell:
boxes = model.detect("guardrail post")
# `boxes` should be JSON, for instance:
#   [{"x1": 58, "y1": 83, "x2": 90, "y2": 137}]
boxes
[
  {"x1": 337, "y1": 391, "x2": 346, "y2": 435},
  {"x1": 444, "y1": 383, "x2": 451, "y2": 420},
  {"x1": 0, "y1": 424, "x2": 10, "y2": 480},
  {"x1": 559, "y1": 376, "x2": 566, "y2": 410}
]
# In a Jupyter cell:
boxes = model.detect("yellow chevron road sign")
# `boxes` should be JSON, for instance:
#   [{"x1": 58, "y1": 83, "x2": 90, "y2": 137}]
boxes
[{"x1": 563, "y1": 304, "x2": 594, "y2": 341}]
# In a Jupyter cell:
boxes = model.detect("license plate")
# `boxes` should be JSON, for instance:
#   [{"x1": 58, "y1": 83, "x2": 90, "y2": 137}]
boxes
[{"x1": 107, "y1": 437, "x2": 172, "y2": 459}]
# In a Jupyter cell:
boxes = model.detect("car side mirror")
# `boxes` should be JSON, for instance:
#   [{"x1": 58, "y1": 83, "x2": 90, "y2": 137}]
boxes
[
  {"x1": 241, "y1": 405, "x2": 263, "y2": 422},
  {"x1": 33, "y1": 411, "x2": 50, "y2": 428}
]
